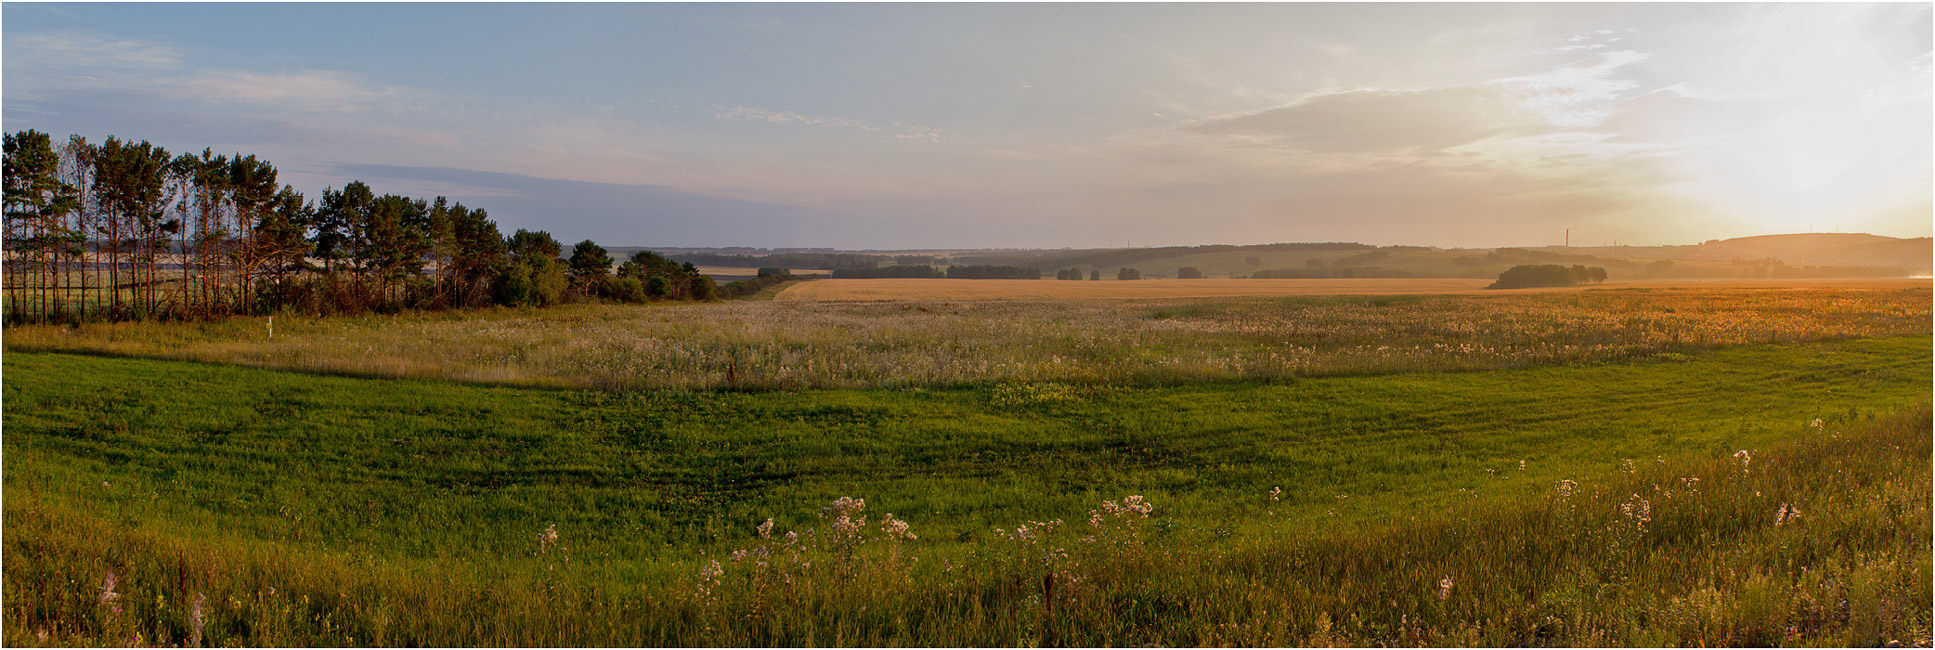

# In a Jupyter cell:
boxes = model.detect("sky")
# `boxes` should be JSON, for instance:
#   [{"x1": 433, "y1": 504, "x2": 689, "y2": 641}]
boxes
[{"x1": 4, "y1": 3, "x2": 1930, "y2": 249}]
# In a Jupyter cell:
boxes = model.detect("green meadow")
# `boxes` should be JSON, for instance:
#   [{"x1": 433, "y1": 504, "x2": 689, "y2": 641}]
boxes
[{"x1": 4, "y1": 324, "x2": 1929, "y2": 645}]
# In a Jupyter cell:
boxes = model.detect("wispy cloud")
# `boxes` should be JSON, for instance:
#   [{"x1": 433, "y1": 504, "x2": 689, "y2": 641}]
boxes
[
  {"x1": 3, "y1": 30, "x2": 181, "y2": 69},
  {"x1": 709, "y1": 105, "x2": 951, "y2": 143},
  {"x1": 1180, "y1": 46, "x2": 1656, "y2": 168},
  {"x1": 170, "y1": 70, "x2": 402, "y2": 112},
  {"x1": 1186, "y1": 85, "x2": 1533, "y2": 154},
  {"x1": 1498, "y1": 49, "x2": 1650, "y2": 128},
  {"x1": 6, "y1": 31, "x2": 412, "y2": 115}
]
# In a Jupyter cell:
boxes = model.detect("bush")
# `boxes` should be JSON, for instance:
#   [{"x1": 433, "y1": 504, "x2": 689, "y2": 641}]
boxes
[
  {"x1": 530, "y1": 257, "x2": 570, "y2": 306},
  {"x1": 1488, "y1": 264, "x2": 1606, "y2": 289},
  {"x1": 496, "y1": 263, "x2": 534, "y2": 306},
  {"x1": 690, "y1": 276, "x2": 717, "y2": 301},
  {"x1": 1177, "y1": 267, "x2": 1203, "y2": 279},
  {"x1": 1117, "y1": 268, "x2": 1142, "y2": 281},
  {"x1": 606, "y1": 277, "x2": 648, "y2": 303}
]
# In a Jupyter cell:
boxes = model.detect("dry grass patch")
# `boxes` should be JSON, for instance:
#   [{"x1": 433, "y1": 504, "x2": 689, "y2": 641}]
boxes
[{"x1": 5, "y1": 288, "x2": 1927, "y2": 391}]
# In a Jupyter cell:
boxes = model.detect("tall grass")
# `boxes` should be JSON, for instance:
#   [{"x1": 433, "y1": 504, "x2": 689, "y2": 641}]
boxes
[
  {"x1": 7, "y1": 408, "x2": 1927, "y2": 646},
  {"x1": 4, "y1": 287, "x2": 1926, "y2": 390}
]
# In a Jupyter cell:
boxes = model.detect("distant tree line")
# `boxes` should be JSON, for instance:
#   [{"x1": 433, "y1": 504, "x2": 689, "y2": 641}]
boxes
[
  {"x1": 829, "y1": 264, "x2": 1044, "y2": 279},
  {"x1": 673, "y1": 252, "x2": 934, "y2": 269},
  {"x1": 2, "y1": 129, "x2": 729, "y2": 325},
  {"x1": 954, "y1": 242, "x2": 1373, "y2": 270},
  {"x1": 944, "y1": 265, "x2": 1040, "y2": 279},
  {"x1": 831, "y1": 265, "x2": 944, "y2": 279},
  {"x1": 1330, "y1": 250, "x2": 1391, "y2": 266},
  {"x1": 1487, "y1": 264, "x2": 1607, "y2": 289},
  {"x1": 1250, "y1": 267, "x2": 1430, "y2": 279},
  {"x1": 716, "y1": 267, "x2": 793, "y2": 299}
]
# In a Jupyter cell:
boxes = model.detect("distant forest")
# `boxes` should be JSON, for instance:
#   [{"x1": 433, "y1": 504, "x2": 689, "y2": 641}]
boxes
[
  {"x1": 1250, "y1": 267, "x2": 1432, "y2": 279},
  {"x1": 830, "y1": 264, "x2": 1042, "y2": 279},
  {"x1": 1, "y1": 130, "x2": 727, "y2": 325},
  {"x1": 672, "y1": 252, "x2": 938, "y2": 269},
  {"x1": 953, "y1": 242, "x2": 1374, "y2": 270}
]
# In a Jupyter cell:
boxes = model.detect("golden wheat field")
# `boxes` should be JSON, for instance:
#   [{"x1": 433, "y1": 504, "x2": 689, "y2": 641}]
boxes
[{"x1": 774, "y1": 276, "x2": 1932, "y2": 301}]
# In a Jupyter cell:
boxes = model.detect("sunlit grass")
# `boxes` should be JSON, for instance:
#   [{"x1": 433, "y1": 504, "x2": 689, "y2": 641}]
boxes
[
  {"x1": 3, "y1": 334, "x2": 1928, "y2": 645},
  {"x1": 4, "y1": 287, "x2": 1926, "y2": 390},
  {"x1": 6, "y1": 403, "x2": 1926, "y2": 646}
]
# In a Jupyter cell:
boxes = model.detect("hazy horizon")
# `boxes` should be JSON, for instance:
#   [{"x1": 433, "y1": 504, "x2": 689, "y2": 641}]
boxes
[{"x1": 5, "y1": 3, "x2": 1929, "y2": 249}]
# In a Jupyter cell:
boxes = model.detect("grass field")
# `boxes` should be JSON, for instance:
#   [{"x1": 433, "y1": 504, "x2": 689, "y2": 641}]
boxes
[
  {"x1": 4, "y1": 282, "x2": 1930, "y2": 646},
  {"x1": 774, "y1": 277, "x2": 1931, "y2": 302},
  {"x1": 5, "y1": 287, "x2": 1926, "y2": 391},
  {"x1": 4, "y1": 332, "x2": 1931, "y2": 645}
]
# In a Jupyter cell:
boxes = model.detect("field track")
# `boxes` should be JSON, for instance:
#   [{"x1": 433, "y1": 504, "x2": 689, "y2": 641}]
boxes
[{"x1": 775, "y1": 276, "x2": 1933, "y2": 301}]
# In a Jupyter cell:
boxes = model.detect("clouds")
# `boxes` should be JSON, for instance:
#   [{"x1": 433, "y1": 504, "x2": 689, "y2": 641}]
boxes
[
  {"x1": 6, "y1": 29, "x2": 416, "y2": 132},
  {"x1": 3, "y1": 30, "x2": 180, "y2": 70},
  {"x1": 172, "y1": 70, "x2": 403, "y2": 112},
  {"x1": 709, "y1": 105, "x2": 950, "y2": 143},
  {"x1": 1499, "y1": 49, "x2": 1650, "y2": 128},
  {"x1": 1186, "y1": 48, "x2": 1652, "y2": 157},
  {"x1": 1188, "y1": 85, "x2": 1531, "y2": 155}
]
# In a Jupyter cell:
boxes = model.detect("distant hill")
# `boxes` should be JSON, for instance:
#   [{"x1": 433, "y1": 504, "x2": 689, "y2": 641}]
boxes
[
  {"x1": 1681, "y1": 234, "x2": 1931, "y2": 273},
  {"x1": 619, "y1": 233, "x2": 1931, "y2": 281}
]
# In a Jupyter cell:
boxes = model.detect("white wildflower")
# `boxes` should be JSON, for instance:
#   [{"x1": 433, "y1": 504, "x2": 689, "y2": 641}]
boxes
[
  {"x1": 822, "y1": 496, "x2": 866, "y2": 518},
  {"x1": 191, "y1": 592, "x2": 206, "y2": 647},
  {"x1": 100, "y1": 568, "x2": 121, "y2": 614},
  {"x1": 880, "y1": 513, "x2": 916, "y2": 540},
  {"x1": 1621, "y1": 494, "x2": 1653, "y2": 530},
  {"x1": 1775, "y1": 502, "x2": 1802, "y2": 527}
]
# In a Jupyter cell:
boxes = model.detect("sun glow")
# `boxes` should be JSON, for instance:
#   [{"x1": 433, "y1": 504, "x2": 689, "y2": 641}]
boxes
[
  {"x1": 1686, "y1": 107, "x2": 1909, "y2": 232},
  {"x1": 1666, "y1": 6, "x2": 1931, "y2": 234}
]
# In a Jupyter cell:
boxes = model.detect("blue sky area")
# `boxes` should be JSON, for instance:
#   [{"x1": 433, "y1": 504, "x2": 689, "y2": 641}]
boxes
[{"x1": 5, "y1": 3, "x2": 1929, "y2": 248}]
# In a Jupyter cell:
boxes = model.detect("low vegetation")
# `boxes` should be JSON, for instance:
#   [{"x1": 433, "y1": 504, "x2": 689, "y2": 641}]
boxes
[
  {"x1": 715, "y1": 267, "x2": 795, "y2": 300},
  {"x1": 4, "y1": 336, "x2": 1928, "y2": 645},
  {"x1": 7, "y1": 287, "x2": 1923, "y2": 391}
]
